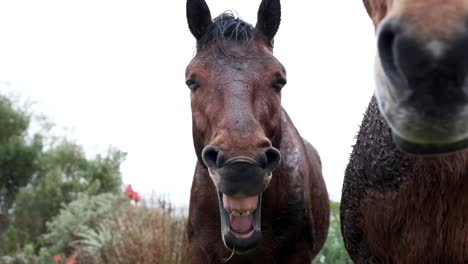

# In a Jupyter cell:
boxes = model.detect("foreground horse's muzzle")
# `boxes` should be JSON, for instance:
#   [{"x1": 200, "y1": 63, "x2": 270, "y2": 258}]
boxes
[
  {"x1": 201, "y1": 145, "x2": 281, "y2": 253},
  {"x1": 375, "y1": 18, "x2": 468, "y2": 154}
]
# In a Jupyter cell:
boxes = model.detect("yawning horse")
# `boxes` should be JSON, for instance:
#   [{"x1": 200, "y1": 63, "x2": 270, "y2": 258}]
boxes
[
  {"x1": 185, "y1": 0, "x2": 329, "y2": 262},
  {"x1": 341, "y1": 0, "x2": 468, "y2": 262}
]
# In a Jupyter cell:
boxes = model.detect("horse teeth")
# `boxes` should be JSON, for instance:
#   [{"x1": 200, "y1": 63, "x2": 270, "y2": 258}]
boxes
[{"x1": 230, "y1": 210, "x2": 250, "y2": 217}]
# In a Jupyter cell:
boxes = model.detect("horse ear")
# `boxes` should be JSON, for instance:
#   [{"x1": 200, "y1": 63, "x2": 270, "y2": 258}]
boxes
[
  {"x1": 363, "y1": 0, "x2": 373, "y2": 17},
  {"x1": 255, "y1": 0, "x2": 281, "y2": 45},
  {"x1": 363, "y1": 0, "x2": 388, "y2": 27},
  {"x1": 187, "y1": 0, "x2": 213, "y2": 40}
]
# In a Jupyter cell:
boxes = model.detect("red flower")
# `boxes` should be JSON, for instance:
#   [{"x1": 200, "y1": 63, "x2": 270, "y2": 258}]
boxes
[
  {"x1": 125, "y1": 184, "x2": 141, "y2": 203},
  {"x1": 133, "y1": 192, "x2": 140, "y2": 203},
  {"x1": 52, "y1": 255, "x2": 62, "y2": 263},
  {"x1": 125, "y1": 184, "x2": 134, "y2": 199},
  {"x1": 66, "y1": 257, "x2": 77, "y2": 264}
]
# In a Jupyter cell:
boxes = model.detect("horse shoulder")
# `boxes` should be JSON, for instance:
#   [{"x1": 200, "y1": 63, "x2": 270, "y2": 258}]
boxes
[{"x1": 280, "y1": 109, "x2": 330, "y2": 256}]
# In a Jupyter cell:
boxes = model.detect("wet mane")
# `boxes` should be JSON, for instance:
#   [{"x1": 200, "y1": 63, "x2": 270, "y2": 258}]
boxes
[{"x1": 198, "y1": 12, "x2": 254, "y2": 49}]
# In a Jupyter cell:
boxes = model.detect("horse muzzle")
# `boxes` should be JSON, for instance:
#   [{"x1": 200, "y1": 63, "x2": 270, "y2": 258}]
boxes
[
  {"x1": 375, "y1": 18, "x2": 468, "y2": 154},
  {"x1": 201, "y1": 145, "x2": 281, "y2": 253}
]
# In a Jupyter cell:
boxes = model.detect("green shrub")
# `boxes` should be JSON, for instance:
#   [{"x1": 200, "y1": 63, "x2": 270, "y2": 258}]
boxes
[
  {"x1": 77, "y1": 196, "x2": 189, "y2": 264},
  {"x1": 12, "y1": 142, "x2": 125, "y2": 251},
  {"x1": 314, "y1": 201, "x2": 352, "y2": 263},
  {"x1": 0, "y1": 95, "x2": 43, "y2": 216},
  {"x1": 38, "y1": 248, "x2": 53, "y2": 264},
  {"x1": 3, "y1": 225, "x2": 18, "y2": 255},
  {"x1": 42, "y1": 193, "x2": 127, "y2": 256}
]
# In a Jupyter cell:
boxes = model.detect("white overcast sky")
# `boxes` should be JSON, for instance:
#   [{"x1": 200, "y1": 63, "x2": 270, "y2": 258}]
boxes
[{"x1": 0, "y1": 0, "x2": 375, "y2": 207}]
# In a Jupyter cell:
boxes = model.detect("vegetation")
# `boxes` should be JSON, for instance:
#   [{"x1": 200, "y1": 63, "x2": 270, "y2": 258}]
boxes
[
  {"x1": 43, "y1": 193, "x2": 128, "y2": 256},
  {"x1": 69, "y1": 195, "x2": 189, "y2": 264},
  {"x1": 0, "y1": 95, "x2": 42, "y2": 227},
  {"x1": 314, "y1": 201, "x2": 352, "y2": 263},
  {"x1": 0, "y1": 94, "x2": 125, "y2": 262},
  {"x1": 13, "y1": 141, "x2": 124, "y2": 250}
]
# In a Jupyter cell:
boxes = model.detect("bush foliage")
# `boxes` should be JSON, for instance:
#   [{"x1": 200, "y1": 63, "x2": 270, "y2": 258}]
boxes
[
  {"x1": 314, "y1": 201, "x2": 352, "y2": 263},
  {"x1": 0, "y1": 95, "x2": 42, "y2": 232},
  {"x1": 0, "y1": 94, "x2": 125, "y2": 257},
  {"x1": 34, "y1": 193, "x2": 188, "y2": 264},
  {"x1": 43, "y1": 193, "x2": 128, "y2": 256}
]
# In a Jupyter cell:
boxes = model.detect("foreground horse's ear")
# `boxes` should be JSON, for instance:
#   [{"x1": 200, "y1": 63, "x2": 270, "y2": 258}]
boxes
[
  {"x1": 363, "y1": 0, "x2": 388, "y2": 27},
  {"x1": 187, "y1": 0, "x2": 213, "y2": 40},
  {"x1": 255, "y1": 0, "x2": 281, "y2": 45},
  {"x1": 363, "y1": 0, "x2": 373, "y2": 16}
]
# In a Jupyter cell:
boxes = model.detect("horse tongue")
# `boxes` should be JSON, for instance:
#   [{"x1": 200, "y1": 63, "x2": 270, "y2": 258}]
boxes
[
  {"x1": 230, "y1": 214, "x2": 254, "y2": 234},
  {"x1": 222, "y1": 195, "x2": 258, "y2": 234}
]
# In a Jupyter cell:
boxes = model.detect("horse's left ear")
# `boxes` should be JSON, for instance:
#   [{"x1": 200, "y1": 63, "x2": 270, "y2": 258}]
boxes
[
  {"x1": 187, "y1": 0, "x2": 213, "y2": 40},
  {"x1": 255, "y1": 0, "x2": 281, "y2": 45}
]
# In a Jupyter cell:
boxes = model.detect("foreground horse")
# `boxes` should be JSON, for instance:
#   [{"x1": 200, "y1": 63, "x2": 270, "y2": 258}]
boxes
[
  {"x1": 185, "y1": 0, "x2": 329, "y2": 262},
  {"x1": 341, "y1": 0, "x2": 468, "y2": 263}
]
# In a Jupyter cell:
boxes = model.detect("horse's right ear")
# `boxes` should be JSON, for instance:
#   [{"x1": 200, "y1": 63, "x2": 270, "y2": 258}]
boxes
[
  {"x1": 363, "y1": 0, "x2": 372, "y2": 17},
  {"x1": 187, "y1": 0, "x2": 213, "y2": 40},
  {"x1": 255, "y1": 0, "x2": 281, "y2": 45},
  {"x1": 363, "y1": 0, "x2": 388, "y2": 27}
]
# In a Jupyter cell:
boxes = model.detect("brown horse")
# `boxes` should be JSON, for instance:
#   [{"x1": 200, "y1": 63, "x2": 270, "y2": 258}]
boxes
[
  {"x1": 185, "y1": 0, "x2": 329, "y2": 262},
  {"x1": 341, "y1": 0, "x2": 468, "y2": 263}
]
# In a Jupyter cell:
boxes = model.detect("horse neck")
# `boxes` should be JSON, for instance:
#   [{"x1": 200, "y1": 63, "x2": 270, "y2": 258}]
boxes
[
  {"x1": 361, "y1": 96, "x2": 468, "y2": 186},
  {"x1": 266, "y1": 108, "x2": 308, "y2": 204}
]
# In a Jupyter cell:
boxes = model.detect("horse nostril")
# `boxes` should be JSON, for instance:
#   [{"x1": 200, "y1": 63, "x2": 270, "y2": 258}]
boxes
[
  {"x1": 377, "y1": 19, "x2": 402, "y2": 87},
  {"x1": 201, "y1": 145, "x2": 224, "y2": 168},
  {"x1": 263, "y1": 147, "x2": 281, "y2": 171}
]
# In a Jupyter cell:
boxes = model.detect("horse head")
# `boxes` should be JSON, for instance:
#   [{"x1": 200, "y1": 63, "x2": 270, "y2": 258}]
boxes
[
  {"x1": 365, "y1": 0, "x2": 468, "y2": 154},
  {"x1": 186, "y1": 0, "x2": 284, "y2": 253}
]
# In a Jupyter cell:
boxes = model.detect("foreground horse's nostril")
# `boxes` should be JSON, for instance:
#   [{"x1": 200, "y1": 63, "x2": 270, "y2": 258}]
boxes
[
  {"x1": 377, "y1": 20, "x2": 402, "y2": 87},
  {"x1": 202, "y1": 145, "x2": 224, "y2": 168},
  {"x1": 263, "y1": 147, "x2": 281, "y2": 171}
]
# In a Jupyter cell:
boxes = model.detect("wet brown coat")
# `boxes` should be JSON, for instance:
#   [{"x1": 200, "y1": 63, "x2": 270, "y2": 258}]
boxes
[
  {"x1": 341, "y1": 97, "x2": 468, "y2": 263},
  {"x1": 341, "y1": 1, "x2": 468, "y2": 262}
]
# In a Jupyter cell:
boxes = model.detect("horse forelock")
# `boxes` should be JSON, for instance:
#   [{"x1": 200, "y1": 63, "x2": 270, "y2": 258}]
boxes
[{"x1": 197, "y1": 11, "x2": 255, "y2": 50}]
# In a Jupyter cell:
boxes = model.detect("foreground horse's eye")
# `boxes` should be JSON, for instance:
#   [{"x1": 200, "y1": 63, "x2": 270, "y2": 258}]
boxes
[
  {"x1": 185, "y1": 79, "x2": 200, "y2": 90},
  {"x1": 273, "y1": 77, "x2": 287, "y2": 90}
]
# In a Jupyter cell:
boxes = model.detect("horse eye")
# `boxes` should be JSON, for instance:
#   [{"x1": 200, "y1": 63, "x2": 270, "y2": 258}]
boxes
[
  {"x1": 273, "y1": 77, "x2": 287, "y2": 90},
  {"x1": 185, "y1": 79, "x2": 200, "y2": 90}
]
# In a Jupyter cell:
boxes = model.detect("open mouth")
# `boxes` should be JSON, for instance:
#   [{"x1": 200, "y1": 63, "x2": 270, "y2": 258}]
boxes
[{"x1": 218, "y1": 192, "x2": 262, "y2": 253}]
